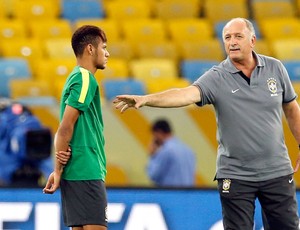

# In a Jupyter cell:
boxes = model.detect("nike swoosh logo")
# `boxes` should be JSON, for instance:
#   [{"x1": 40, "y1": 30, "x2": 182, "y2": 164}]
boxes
[
  {"x1": 289, "y1": 178, "x2": 294, "y2": 183},
  {"x1": 231, "y1": 89, "x2": 240, "y2": 93}
]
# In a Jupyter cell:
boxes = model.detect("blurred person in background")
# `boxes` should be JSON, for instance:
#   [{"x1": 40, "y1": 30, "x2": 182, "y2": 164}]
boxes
[
  {"x1": 114, "y1": 18, "x2": 300, "y2": 230},
  {"x1": 0, "y1": 99, "x2": 53, "y2": 187},
  {"x1": 147, "y1": 118, "x2": 196, "y2": 187},
  {"x1": 43, "y1": 25, "x2": 110, "y2": 230}
]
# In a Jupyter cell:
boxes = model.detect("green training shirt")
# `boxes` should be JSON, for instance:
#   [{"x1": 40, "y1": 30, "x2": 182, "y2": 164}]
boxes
[{"x1": 60, "y1": 66, "x2": 106, "y2": 181}]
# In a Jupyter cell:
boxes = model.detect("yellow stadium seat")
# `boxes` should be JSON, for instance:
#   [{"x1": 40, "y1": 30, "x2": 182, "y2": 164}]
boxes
[
  {"x1": 259, "y1": 18, "x2": 300, "y2": 42},
  {"x1": 271, "y1": 39, "x2": 300, "y2": 61},
  {"x1": 146, "y1": 78, "x2": 190, "y2": 94},
  {"x1": 95, "y1": 58, "x2": 129, "y2": 81},
  {"x1": 154, "y1": 0, "x2": 202, "y2": 19},
  {"x1": 254, "y1": 39, "x2": 272, "y2": 56},
  {"x1": 12, "y1": 0, "x2": 59, "y2": 21},
  {"x1": 28, "y1": 19, "x2": 72, "y2": 41},
  {"x1": 130, "y1": 58, "x2": 179, "y2": 81},
  {"x1": 106, "y1": 164, "x2": 129, "y2": 186},
  {"x1": 0, "y1": 19, "x2": 27, "y2": 41},
  {"x1": 251, "y1": 1, "x2": 296, "y2": 21},
  {"x1": 107, "y1": 41, "x2": 134, "y2": 61},
  {"x1": 105, "y1": 0, "x2": 152, "y2": 20},
  {"x1": 121, "y1": 19, "x2": 168, "y2": 47},
  {"x1": 44, "y1": 38, "x2": 74, "y2": 59},
  {"x1": 204, "y1": 0, "x2": 249, "y2": 24},
  {"x1": 136, "y1": 41, "x2": 179, "y2": 62},
  {"x1": 166, "y1": 18, "x2": 213, "y2": 46},
  {"x1": 179, "y1": 39, "x2": 225, "y2": 61},
  {"x1": 34, "y1": 58, "x2": 76, "y2": 85},
  {"x1": 74, "y1": 19, "x2": 122, "y2": 42},
  {"x1": 0, "y1": 38, "x2": 44, "y2": 72},
  {"x1": 9, "y1": 79, "x2": 53, "y2": 99}
]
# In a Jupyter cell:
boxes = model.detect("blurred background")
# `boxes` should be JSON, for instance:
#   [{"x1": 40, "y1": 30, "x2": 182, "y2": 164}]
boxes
[{"x1": 0, "y1": 0, "x2": 300, "y2": 189}]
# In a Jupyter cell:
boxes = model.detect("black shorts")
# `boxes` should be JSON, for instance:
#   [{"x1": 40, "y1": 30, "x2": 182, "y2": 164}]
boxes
[
  {"x1": 217, "y1": 174, "x2": 299, "y2": 230},
  {"x1": 60, "y1": 179, "x2": 107, "y2": 227}
]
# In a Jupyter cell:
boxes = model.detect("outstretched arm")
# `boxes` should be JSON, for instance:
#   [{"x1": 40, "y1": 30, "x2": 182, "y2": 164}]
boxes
[
  {"x1": 283, "y1": 100, "x2": 300, "y2": 172},
  {"x1": 113, "y1": 85, "x2": 201, "y2": 113}
]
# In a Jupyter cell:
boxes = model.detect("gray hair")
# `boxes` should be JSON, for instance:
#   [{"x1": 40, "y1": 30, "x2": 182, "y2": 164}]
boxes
[{"x1": 222, "y1": 18, "x2": 256, "y2": 38}]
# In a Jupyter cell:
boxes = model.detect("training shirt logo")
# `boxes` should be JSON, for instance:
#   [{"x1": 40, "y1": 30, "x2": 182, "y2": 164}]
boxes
[
  {"x1": 267, "y1": 78, "x2": 278, "y2": 96},
  {"x1": 222, "y1": 179, "x2": 231, "y2": 193}
]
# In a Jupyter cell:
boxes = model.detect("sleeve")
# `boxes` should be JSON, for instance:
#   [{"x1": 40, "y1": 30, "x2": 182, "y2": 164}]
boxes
[
  {"x1": 65, "y1": 71, "x2": 96, "y2": 112},
  {"x1": 146, "y1": 147, "x2": 170, "y2": 184},
  {"x1": 192, "y1": 68, "x2": 221, "y2": 107},
  {"x1": 279, "y1": 61, "x2": 297, "y2": 103}
]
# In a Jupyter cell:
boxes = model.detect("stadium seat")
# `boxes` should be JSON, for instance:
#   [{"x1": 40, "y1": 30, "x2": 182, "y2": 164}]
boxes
[
  {"x1": 95, "y1": 58, "x2": 129, "y2": 81},
  {"x1": 61, "y1": 0, "x2": 104, "y2": 22},
  {"x1": 283, "y1": 61, "x2": 300, "y2": 82},
  {"x1": 154, "y1": 0, "x2": 202, "y2": 19},
  {"x1": 254, "y1": 39, "x2": 272, "y2": 56},
  {"x1": 102, "y1": 79, "x2": 146, "y2": 101},
  {"x1": 0, "y1": 58, "x2": 31, "y2": 97},
  {"x1": 12, "y1": 0, "x2": 59, "y2": 21},
  {"x1": 293, "y1": 82, "x2": 300, "y2": 104},
  {"x1": 251, "y1": 1, "x2": 296, "y2": 21},
  {"x1": 28, "y1": 19, "x2": 72, "y2": 41},
  {"x1": 203, "y1": 0, "x2": 249, "y2": 24},
  {"x1": 259, "y1": 18, "x2": 300, "y2": 42},
  {"x1": 74, "y1": 19, "x2": 121, "y2": 42},
  {"x1": 145, "y1": 78, "x2": 190, "y2": 94},
  {"x1": 0, "y1": 38, "x2": 44, "y2": 72},
  {"x1": 9, "y1": 79, "x2": 53, "y2": 99},
  {"x1": 44, "y1": 38, "x2": 74, "y2": 59},
  {"x1": 107, "y1": 41, "x2": 134, "y2": 61},
  {"x1": 121, "y1": 19, "x2": 168, "y2": 47},
  {"x1": 181, "y1": 60, "x2": 218, "y2": 83},
  {"x1": 105, "y1": 0, "x2": 152, "y2": 20},
  {"x1": 166, "y1": 18, "x2": 213, "y2": 46},
  {"x1": 136, "y1": 41, "x2": 179, "y2": 62},
  {"x1": 130, "y1": 58, "x2": 179, "y2": 81},
  {"x1": 178, "y1": 39, "x2": 225, "y2": 61},
  {"x1": 0, "y1": 19, "x2": 27, "y2": 41},
  {"x1": 271, "y1": 39, "x2": 300, "y2": 61},
  {"x1": 34, "y1": 57, "x2": 75, "y2": 77},
  {"x1": 214, "y1": 20, "x2": 262, "y2": 40}
]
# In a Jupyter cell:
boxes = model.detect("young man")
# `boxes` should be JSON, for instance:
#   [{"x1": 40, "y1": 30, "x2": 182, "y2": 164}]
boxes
[
  {"x1": 113, "y1": 18, "x2": 300, "y2": 230},
  {"x1": 43, "y1": 25, "x2": 110, "y2": 230},
  {"x1": 147, "y1": 119, "x2": 195, "y2": 187}
]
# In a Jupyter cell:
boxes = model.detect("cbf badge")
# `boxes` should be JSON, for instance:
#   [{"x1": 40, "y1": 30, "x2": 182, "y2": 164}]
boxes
[
  {"x1": 267, "y1": 78, "x2": 278, "y2": 96},
  {"x1": 222, "y1": 179, "x2": 231, "y2": 193}
]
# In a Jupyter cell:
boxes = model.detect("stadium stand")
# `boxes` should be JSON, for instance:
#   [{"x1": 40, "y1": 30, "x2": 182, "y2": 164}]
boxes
[
  {"x1": 102, "y1": 79, "x2": 146, "y2": 101},
  {"x1": 61, "y1": 0, "x2": 104, "y2": 22},
  {"x1": 283, "y1": 61, "x2": 300, "y2": 81},
  {"x1": 0, "y1": 19, "x2": 27, "y2": 41},
  {"x1": 0, "y1": 58, "x2": 32, "y2": 98}
]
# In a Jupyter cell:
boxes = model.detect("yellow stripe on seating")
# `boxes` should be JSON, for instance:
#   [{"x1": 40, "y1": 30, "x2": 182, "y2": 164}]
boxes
[
  {"x1": 187, "y1": 105, "x2": 218, "y2": 150},
  {"x1": 113, "y1": 109, "x2": 152, "y2": 150}
]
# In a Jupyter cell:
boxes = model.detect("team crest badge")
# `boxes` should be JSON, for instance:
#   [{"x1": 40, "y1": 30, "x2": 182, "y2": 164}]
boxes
[
  {"x1": 222, "y1": 179, "x2": 231, "y2": 193},
  {"x1": 267, "y1": 78, "x2": 278, "y2": 96}
]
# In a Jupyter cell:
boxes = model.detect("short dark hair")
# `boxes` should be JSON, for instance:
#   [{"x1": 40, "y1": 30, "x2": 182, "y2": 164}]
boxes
[
  {"x1": 71, "y1": 25, "x2": 107, "y2": 57},
  {"x1": 152, "y1": 119, "x2": 172, "y2": 133}
]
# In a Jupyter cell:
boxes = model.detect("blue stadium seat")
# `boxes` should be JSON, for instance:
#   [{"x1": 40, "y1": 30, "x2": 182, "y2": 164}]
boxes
[
  {"x1": 181, "y1": 60, "x2": 218, "y2": 83},
  {"x1": 102, "y1": 79, "x2": 146, "y2": 101},
  {"x1": 61, "y1": 0, "x2": 104, "y2": 22},
  {"x1": 214, "y1": 20, "x2": 261, "y2": 39},
  {"x1": 283, "y1": 61, "x2": 300, "y2": 81},
  {"x1": 0, "y1": 58, "x2": 31, "y2": 98}
]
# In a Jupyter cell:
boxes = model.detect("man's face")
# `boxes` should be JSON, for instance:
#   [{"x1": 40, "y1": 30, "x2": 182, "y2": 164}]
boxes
[
  {"x1": 93, "y1": 41, "x2": 109, "y2": 70},
  {"x1": 223, "y1": 20, "x2": 255, "y2": 62}
]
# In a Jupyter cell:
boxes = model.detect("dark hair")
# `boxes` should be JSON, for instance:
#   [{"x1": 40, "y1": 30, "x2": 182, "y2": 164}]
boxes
[
  {"x1": 152, "y1": 119, "x2": 172, "y2": 133},
  {"x1": 71, "y1": 25, "x2": 107, "y2": 57}
]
